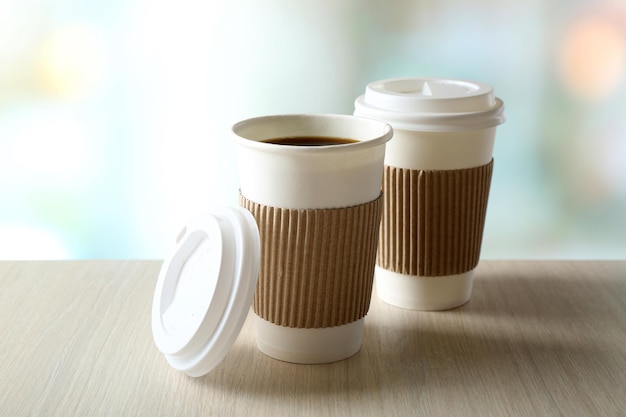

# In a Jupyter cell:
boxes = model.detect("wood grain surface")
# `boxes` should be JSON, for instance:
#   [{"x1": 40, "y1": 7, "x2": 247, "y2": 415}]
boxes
[{"x1": 1, "y1": 260, "x2": 624, "y2": 416}]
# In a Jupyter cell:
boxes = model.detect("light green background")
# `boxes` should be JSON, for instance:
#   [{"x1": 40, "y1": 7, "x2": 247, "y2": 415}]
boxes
[{"x1": 1, "y1": 0, "x2": 625, "y2": 259}]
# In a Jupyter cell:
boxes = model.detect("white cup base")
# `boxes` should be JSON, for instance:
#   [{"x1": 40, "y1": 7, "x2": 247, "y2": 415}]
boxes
[
  {"x1": 255, "y1": 316, "x2": 363, "y2": 364},
  {"x1": 375, "y1": 266, "x2": 474, "y2": 311}
]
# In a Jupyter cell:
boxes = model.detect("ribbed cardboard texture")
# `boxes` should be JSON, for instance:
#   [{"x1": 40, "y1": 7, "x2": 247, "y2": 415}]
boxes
[
  {"x1": 240, "y1": 193, "x2": 382, "y2": 329},
  {"x1": 377, "y1": 160, "x2": 494, "y2": 277}
]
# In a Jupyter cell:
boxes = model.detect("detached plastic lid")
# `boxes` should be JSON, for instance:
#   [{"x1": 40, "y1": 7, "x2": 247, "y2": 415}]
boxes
[
  {"x1": 354, "y1": 77, "x2": 505, "y2": 132},
  {"x1": 151, "y1": 207, "x2": 260, "y2": 377}
]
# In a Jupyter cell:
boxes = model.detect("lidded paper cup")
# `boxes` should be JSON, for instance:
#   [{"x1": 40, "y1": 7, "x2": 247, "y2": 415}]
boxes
[{"x1": 354, "y1": 78, "x2": 505, "y2": 310}]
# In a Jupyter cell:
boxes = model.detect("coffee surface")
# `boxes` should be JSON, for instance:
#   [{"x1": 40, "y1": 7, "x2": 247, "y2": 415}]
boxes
[{"x1": 262, "y1": 136, "x2": 358, "y2": 146}]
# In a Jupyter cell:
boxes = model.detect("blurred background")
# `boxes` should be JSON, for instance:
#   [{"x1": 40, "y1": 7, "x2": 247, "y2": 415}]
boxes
[{"x1": 1, "y1": 0, "x2": 625, "y2": 260}]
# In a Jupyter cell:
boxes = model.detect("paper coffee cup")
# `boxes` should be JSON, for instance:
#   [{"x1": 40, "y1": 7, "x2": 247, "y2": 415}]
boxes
[
  {"x1": 232, "y1": 114, "x2": 392, "y2": 363},
  {"x1": 354, "y1": 78, "x2": 505, "y2": 310}
]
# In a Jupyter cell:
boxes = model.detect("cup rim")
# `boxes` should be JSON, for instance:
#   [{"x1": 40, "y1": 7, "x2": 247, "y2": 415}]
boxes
[{"x1": 232, "y1": 113, "x2": 393, "y2": 154}]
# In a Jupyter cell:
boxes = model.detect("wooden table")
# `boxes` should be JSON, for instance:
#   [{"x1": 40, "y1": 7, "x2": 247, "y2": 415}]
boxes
[{"x1": 1, "y1": 260, "x2": 624, "y2": 416}]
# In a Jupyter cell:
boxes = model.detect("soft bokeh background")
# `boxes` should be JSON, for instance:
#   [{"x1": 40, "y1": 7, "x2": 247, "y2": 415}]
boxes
[{"x1": 1, "y1": 0, "x2": 625, "y2": 260}]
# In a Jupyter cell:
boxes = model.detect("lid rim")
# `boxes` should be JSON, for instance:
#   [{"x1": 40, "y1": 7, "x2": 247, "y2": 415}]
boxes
[
  {"x1": 355, "y1": 97, "x2": 505, "y2": 132},
  {"x1": 363, "y1": 77, "x2": 496, "y2": 113}
]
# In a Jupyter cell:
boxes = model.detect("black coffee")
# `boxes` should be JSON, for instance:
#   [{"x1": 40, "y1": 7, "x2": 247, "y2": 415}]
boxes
[{"x1": 262, "y1": 136, "x2": 359, "y2": 146}]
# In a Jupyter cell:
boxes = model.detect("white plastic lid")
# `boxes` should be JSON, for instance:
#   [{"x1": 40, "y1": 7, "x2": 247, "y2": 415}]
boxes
[
  {"x1": 354, "y1": 77, "x2": 505, "y2": 131},
  {"x1": 151, "y1": 207, "x2": 260, "y2": 377}
]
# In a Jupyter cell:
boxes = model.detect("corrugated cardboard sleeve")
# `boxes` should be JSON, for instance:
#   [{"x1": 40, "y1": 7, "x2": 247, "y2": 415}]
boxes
[
  {"x1": 378, "y1": 160, "x2": 493, "y2": 277},
  {"x1": 240, "y1": 193, "x2": 382, "y2": 329}
]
